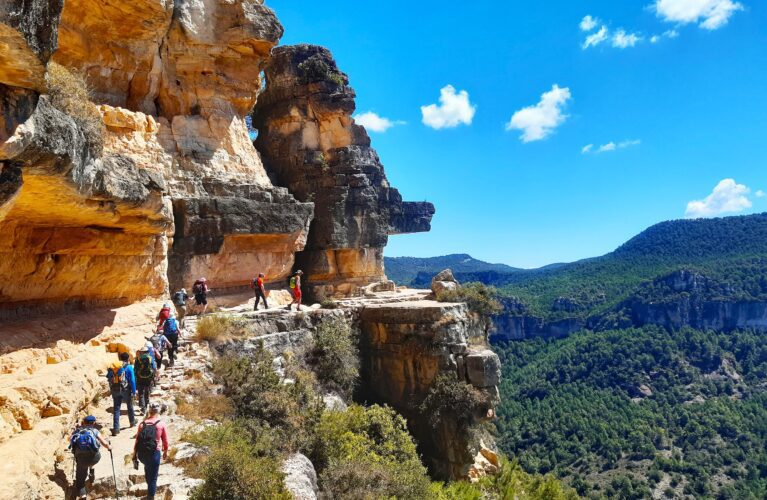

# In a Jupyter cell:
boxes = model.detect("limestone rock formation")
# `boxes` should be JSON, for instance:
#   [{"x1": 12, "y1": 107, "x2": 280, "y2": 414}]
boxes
[
  {"x1": 431, "y1": 268, "x2": 460, "y2": 295},
  {"x1": 253, "y1": 44, "x2": 435, "y2": 300},
  {"x1": 282, "y1": 453, "x2": 319, "y2": 500}
]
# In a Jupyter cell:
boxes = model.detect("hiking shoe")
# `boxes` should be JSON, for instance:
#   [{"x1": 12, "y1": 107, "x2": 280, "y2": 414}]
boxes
[
  {"x1": 111, "y1": 429, "x2": 118, "y2": 436},
  {"x1": 77, "y1": 487, "x2": 87, "y2": 498}
]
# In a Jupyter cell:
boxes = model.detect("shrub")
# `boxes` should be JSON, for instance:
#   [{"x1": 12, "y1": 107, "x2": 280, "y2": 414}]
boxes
[
  {"x1": 320, "y1": 298, "x2": 339, "y2": 309},
  {"x1": 45, "y1": 62, "x2": 104, "y2": 155},
  {"x1": 195, "y1": 314, "x2": 234, "y2": 342},
  {"x1": 212, "y1": 350, "x2": 324, "y2": 454},
  {"x1": 437, "y1": 282, "x2": 504, "y2": 317},
  {"x1": 420, "y1": 374, "x2": 491, "y2": 431},
  {"x1": 310, "y1": 316, "x2": 359, "y2": 397},
  {"x1": 189, "y1": 432, "x2": 290, "y2": 500},
  {"x1": 315, "y1": 404, "x2": 432, "y2": 499},
  {"x1": 175, "y1": 393, "x2": 233, "y2": 422}
]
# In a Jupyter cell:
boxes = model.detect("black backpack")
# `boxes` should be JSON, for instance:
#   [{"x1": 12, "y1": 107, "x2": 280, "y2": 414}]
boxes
[
  {"x1": 136, "y1": 421, "x2": 159, "y2": 459},
  {"x1": 136, "y1": 353, "x2": 155, "y2": 382}
]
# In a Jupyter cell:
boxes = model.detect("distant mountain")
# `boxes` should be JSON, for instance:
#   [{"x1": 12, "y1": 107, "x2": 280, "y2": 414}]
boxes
[
  {"x1": 495, "y1": 213, "x2": 767, "y2": 325},
  {"x1": 384, "y1": 254, "x2": 523, "y2": 286}
]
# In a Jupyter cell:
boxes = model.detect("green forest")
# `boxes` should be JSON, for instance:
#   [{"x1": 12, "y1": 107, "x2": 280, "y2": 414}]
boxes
[{"x1": 494, "y1": 326, "x2": 767, "y2": 499}]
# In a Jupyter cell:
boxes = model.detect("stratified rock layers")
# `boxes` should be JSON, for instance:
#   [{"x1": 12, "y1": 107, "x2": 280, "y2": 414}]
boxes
[{"x1": 253, "y1": 45, "x2": 435, "y2": 299}]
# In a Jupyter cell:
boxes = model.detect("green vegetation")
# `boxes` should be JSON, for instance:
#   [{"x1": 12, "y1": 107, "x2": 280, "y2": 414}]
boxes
[
  {"x1": 437, "y1": 282, "x2": 504, "y2": 317},
  {"x1": 308, "y1": 315, "x2": 359, "y2": 398},
  {"x1": 421, "y1": 374, "x2": 491, "y2": 431},
  {"x1": 385, "y1": 254, "x2": 522, "y2": 286},
  {"x1": 195, "y1": 314, "x2": 249, "y2": 342},
  {"x1": 494, "y1": 326, "x2": 767, "y2": 498}
]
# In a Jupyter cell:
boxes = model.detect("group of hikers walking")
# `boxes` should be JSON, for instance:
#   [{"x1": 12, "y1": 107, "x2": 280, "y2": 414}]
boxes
[{"x1": 68, "y1": 269, "x2": 305, "y2": 499}]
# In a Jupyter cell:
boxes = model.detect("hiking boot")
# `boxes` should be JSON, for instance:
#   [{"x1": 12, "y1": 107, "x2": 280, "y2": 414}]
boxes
[
  {"x1": 77, "y1": 487, "x2": 87, "y2": 498},
  {"x1": 111, "y1": 429, "x2": 119, "y2": 436}
]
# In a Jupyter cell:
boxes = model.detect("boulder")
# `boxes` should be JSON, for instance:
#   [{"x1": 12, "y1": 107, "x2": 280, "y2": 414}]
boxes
[
  {"x1": 282, "y1": 453, "x2": 318, "y2": 500},
  {"x1": 431, "y1": 269, "x2": 459, "y2": 296},
  {"x1": 465, "y1": 349, "x2": 502, "y2": 388}
]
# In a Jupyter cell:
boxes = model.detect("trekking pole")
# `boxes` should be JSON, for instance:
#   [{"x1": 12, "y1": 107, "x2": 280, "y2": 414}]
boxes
[{"x1": 109, "y1": 449, "x2": 120, "y2": 500}]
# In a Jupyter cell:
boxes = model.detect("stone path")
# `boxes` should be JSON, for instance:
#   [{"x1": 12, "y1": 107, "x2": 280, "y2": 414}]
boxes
[{"x1": 81, "y1": 318, "x2": 209, "y2": 500}]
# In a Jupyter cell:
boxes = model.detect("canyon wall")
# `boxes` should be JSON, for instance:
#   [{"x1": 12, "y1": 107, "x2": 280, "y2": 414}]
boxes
[{"x1": 253, "y1": 45, "x2": 435, "y2": 301}]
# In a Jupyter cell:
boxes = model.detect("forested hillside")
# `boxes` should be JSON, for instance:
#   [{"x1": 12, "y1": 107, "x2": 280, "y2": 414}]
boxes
[
  {"x1": 495, "y1": 326, "x2": 767, "y2": 499},
  {"x1": 385, "y1": 254, "x2": 523, "y2": 286}
]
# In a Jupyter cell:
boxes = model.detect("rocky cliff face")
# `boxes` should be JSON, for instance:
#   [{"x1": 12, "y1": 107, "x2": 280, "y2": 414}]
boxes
[
  {"x1": 1, "y1": 1, "x2": 431, "y2": 315},
  {"x1": 252, "y1": 45, "x2": 435, "y2": 300}
]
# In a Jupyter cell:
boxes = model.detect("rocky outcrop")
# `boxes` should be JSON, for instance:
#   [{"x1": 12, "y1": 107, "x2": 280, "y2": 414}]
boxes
[
  {"x1": 282, "y1": 453, "x2": 319, "y2": 500},
  {"x1": 359, "y1": 299, "x2": 500, "y2": 480},
  {"x1": 431, "y1": 268, "x2": 459, "y2": 295},
  {"x1": 252, "y1": 44, "x2": 435, "y2": 300}
]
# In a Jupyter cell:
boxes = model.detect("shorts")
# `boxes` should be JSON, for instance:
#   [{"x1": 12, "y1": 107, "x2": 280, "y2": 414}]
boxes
[
  {"x1": 194, "y1": 293, "x2": 207, "y2": 305},
  {"x1": 292, "y1": 289, "x2": 302, "y2": 300}
]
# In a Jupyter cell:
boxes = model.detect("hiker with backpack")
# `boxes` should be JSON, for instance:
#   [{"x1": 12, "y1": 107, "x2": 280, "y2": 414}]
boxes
[
  {"x1": 69, "y1": 415, "x2": 112, "y2": 499},
  {"x1": 162, "y1": 313, "x2": 181, "y2": 367},
  {"x1": 148, "y1": 330, "x2": 173, "y2": 369},
  {"x1": 107, "y1": 351, "x2": 137, "y2": 436},
  {"x1": 172, "y1": 288, "x2": 189, "y2": 328},
  {"x1": 133, "y1": 403, "x2": 169, "y2": 500},
  {"x1": 192, "y1": 277, "x2": 210, "y2": 315},
  {"x1": 134, "y1": 346, "x2": 157, "y2": 414},
  {"x1": 155, "y1": 303, "x2": 172, "y2": 331},
  {"x1": 252, "y1": 272, "x2": 268, "y2": 311},
  {"x1": 287, "y1": 270, "x2": 303, "y2": 311}
]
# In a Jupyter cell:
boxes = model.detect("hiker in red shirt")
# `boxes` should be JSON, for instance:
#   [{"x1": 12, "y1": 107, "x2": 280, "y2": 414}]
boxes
[
  {"x1": 252, "y1": 272, "x2": 268, "y2": 311},
  {"x1": 287, "y1": 270, "x2": 303, "y2": 312},
  {"x1": 133, "y1": 403, "x2": 169, "y2": 500},
  {"x1": 155, "y1": 303, "x2": 171, "y2": 331}
]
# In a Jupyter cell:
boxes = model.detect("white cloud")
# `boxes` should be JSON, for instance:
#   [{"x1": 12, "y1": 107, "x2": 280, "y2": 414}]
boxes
[
  {"x1": 756, "y1": 190, "x2": 766, "y2": 198},
  {"x1": 655, "y1": 0, "x2": 744, "y2": 30},
  {"x1": 353, "y1": 111, "x2": 405, "y2": 133},
  {"x1": 685, "y1": 178, "x2": 752, "y2": 218},
  {"x1": 580, "y1": 15, "x2": 599, "y2": 31},
  {"x1": 583, "y1": 139, "x2": 641, "y2": 154},
  {"x1": 583, "y1": 25, "x2": 609, "y2": 49},
  {"x1": 612, "y1": 29, "x2": 643, "y2": 48},
  {"x1": 505, "y1": 85, "x2": 572, "y2": 143},
  {"x1": 421, "y1": 85, "x2": 476, "y2": 129},
  {"x1": 650, "y1": 29, "x2": 679, "y2": 43}
]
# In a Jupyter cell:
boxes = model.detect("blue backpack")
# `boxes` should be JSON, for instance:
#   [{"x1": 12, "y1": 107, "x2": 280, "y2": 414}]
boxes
[
  {"x1": 70, "y1": 428, "x2": 98, "y2": 454},
  {"x1": 163, "y1": 318, "x2": 179, "y2": 336}
]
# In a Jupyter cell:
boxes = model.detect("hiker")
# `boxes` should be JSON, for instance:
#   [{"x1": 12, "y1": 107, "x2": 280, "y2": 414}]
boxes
[
  {"x1": 133, "y1": 403, "x2": 169, "y2": 500},
  {"x1": 162, "y1": 313, "x2": 180, "y2": 367},
  {"x1": 172, "y1": 288, "x2": 189, "y2": 328},
  {"x1": 287, "y1": 270, "x2": 303, "y2": 311},
  {"x1": 148, "y1": 329, "x2": 173, "y2": 369},
  {"x1": 192, "y1": 277, "x2": 210, "y2": 315},
  {"x1": 134, "y1": 345, "x2": 156, "y2": 414},
  {"x1": 69, "y1": 415, "x2": 112, "y2": 499},
  {"x1": 156, "y1": 303, "x2": 172, "y2": 331},
  {"x1": 107, "y1": 352, "x2": 136, "y2": 436},
  {"x1": 252, "y1": 272, "x2": 268, "y2": 311}
]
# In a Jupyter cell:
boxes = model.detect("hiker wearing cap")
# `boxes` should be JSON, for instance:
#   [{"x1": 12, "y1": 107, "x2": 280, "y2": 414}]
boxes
[
  {"x1": 162, "y1": 313, "x2": 181, "y2": 367},
  {"x1": 192, "y1": 277, "x2": 210, "y2": 315},
  {"x1": 155, "y1": 303, "x2": 172, "y2": 331},
  {"x1": 252, "y1": 272, "x2": 268, "y2": 311},
  {"x1": 287, "y1": 270, "x2": 304, "y2": 311},
  {"x1": 134, "y1": 345, "x2": 157, "y2": 414},
  {"x1": 172, "y1": 288, "x2": 189, "y2": 328},
  {"x1": 133, "y1": 403, "x2": 169, "y2": 500},
  {"x1": 107, "y1": 351, "x2": 136, "y2": 436},
  {"x1": 69, "y1": 415, "x2": 112, "y2": 499},
  {"x1": 148, "y1": 330, "x2": 173, "y2": 369}
]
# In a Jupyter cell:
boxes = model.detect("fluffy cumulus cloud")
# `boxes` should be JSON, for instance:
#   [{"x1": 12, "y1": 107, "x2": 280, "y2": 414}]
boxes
[
  {"x1": 580, "y1": 15, "x2": 599, "y2": 31},
  {"x1": 612, "y1": 30, "x2": 642, "y2": 48},
  {"x1": 353, "y1": 111, "x2": 405, "y2": 133},
  {"x1": 583, "y1": 26, "x2": 609, "y2": 49},
  {"x1": 506, "y1": 85, "x2": 572, "y2": 143},
  {"x1": 583, "y1": 139, "x2": 641, "y2": 154},
  {"x1": 757, "y1": 190, "x2": 766, "y2": 198},
  {"x1": 655, "y1": 0, "x2": 744, "y2": 30},
  {"x1": 651, "y1": 29, "x2": 680, "y2": 43},
  {"x1": 421, "y1": 85, "x2": 476, "y2": 129},
  {"x1": 685, "y1": 178, "x2": 753, "y2": 218}
]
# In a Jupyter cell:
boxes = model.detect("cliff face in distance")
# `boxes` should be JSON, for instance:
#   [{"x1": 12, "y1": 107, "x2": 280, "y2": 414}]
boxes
[{"x1": 0, "y1": 0, "x2": 433, "y2": 316}]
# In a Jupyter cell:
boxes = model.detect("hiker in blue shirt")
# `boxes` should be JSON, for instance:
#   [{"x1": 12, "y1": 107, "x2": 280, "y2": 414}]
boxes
[
  {"x1": 69, "y1": 415, "x2": 111, "y2": 499},
  {"x1": 107, "y1": 351, "x2": 137, "y2": 436}
]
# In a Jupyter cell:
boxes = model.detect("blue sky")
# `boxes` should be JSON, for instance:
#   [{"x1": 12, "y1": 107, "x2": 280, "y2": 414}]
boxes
[{"x1": 268, "y1": 0, "x2": 767, "y2": 268}]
